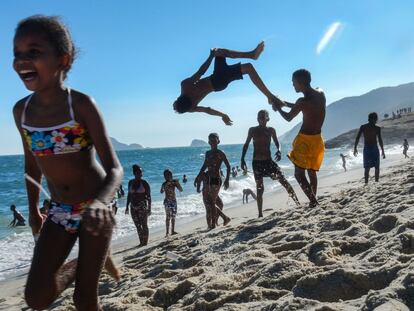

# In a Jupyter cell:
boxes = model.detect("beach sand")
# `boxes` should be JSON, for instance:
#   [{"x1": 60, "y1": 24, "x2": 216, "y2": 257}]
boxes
[{"x1": 1, "y1": 154, "x2": 413, "y2": 310}]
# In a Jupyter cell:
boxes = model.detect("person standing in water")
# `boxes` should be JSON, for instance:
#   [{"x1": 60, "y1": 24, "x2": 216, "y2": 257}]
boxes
[
  {"x1": 241, "y1": 110, "x2": 300, "y2": 217},
  {"x1": 12, "y1": 16, "x2": 122, "y2": 310},
  {"x1": 161, "y1": 169, "x2": 183, "y2": 237},
  {"x1": 354, "y1": 112, "x2": 385, "y2": 184},
  {"x1": 173, "y1": 42, "x2": 277, "y2": 125},
  {"x1": 125, "y1": 165, "x2": 151, "y2": 246},
  {"x1": 340, "y1": 153, "x2": 348, "y2": 172},
  {"x1": 271, "y1": 69, "x2": 326, "y2": 208},
  {"x1": 9, "y1": 204, "x2": 26, "y2": 227},
  {"x1": 402, "y1": 139, "x2": 409, "y2": 158}
]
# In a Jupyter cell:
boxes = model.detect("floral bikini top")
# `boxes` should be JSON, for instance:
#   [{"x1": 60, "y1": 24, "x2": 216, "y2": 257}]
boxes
[{"x1": 21, "y1": 88, "x2": 93, "y2": 157}]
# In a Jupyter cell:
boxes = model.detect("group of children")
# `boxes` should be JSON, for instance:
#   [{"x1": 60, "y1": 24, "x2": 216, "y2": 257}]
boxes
[{"x1": 9, "y1": 14, "x2": 328, "y2": 311}]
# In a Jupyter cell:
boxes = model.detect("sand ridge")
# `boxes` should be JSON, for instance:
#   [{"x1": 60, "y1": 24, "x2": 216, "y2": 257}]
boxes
[{"x1": 42, "y1": 159, "x2": 414, "y2": 310}]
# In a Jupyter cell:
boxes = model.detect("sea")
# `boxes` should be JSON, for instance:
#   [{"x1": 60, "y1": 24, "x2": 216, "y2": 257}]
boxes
[{"x1": 0, "y1": 143, "x2": 403, "y2": 281}]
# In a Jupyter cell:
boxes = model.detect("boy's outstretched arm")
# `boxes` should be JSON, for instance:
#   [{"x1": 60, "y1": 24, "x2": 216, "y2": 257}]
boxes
[
  {"x1": 241, "y1": 128, "x2": 253, "y2": 170},
  {"x1": 187, "y1": 49, "x2": 215, "y2": 83},
  {"x1": 354, "y1": 126, "x2": 363, "y2": 156},
  {"x1": 273, "y1": 98, "x2": 303, "y2": 122},
  {"x1": 191, "y1": 106, "x2": 233, "y2": 125}
]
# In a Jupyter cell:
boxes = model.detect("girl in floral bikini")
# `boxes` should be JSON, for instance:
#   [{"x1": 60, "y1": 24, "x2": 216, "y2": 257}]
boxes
[{"x1": 12, "y1": 15, "x2": 123, "y2": 310}]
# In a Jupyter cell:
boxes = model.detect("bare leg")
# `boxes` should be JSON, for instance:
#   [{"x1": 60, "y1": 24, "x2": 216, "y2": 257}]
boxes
[
  {"x1": 207, "y1": 185, "x2": 220, "y2": 228},
  {"x1": 73, "y1": 221, "x2": 113, "y2": 311},
  {"x1": 375, "y1": 166, "x2": 380, "y2": 182},
  {"x1": 364, "y1": 168, "x2": 370, "y2": 184},
  {"x1": 240, "y1": 63, "x2": 273, "y2": 100},
  {"x1": 215, "y1": 41, "x2": 264, "y2": 60},
  {"x1": 255, "y1": 178, "x2": 264, "y2": 217},
  {"x1": 104, "y1": 253, "x2": 120, "y2": 282},
  {"x1": 165, "y1": 215, "x2": 170, "y2": 237},
  {"x1": 294, "y1": 166, "x2": 318, "y2": 207},
  {"x1": 307, "y1": 170, "x2": 318, "y2": 196},
  {"x1": 171, "y1": 217, "x2": 177, "y2": 235},
  {"x1": 274, "y1": 173, "x2": 300, "y2": 206},
  {"x1": 25, "y1": 220, "x2": 77, "y2": 310}
]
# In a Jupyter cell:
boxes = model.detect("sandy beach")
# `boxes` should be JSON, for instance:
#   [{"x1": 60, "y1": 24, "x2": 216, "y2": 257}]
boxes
[{"x1": 1, "y1": 153, "x2": 413, "y2": 310}]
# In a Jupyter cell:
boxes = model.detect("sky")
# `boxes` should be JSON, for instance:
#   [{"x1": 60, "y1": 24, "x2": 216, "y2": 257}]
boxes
[{"x1": 0, "y1": 0, "x2": 413, "y2": 155}]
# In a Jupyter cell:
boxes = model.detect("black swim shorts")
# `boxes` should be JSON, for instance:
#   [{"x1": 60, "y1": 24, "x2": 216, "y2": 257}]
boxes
[
  {"x1": 210, "y1": 57, "x2": 243, "y2": 92},
  {"x1": 252, "y1": 160, "x2": 282, "y2": 180}
]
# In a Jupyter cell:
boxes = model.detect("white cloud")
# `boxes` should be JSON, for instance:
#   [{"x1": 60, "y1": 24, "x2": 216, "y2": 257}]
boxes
[{"x1": 316, "y1": 22, "x2": 343, "y2": 55}]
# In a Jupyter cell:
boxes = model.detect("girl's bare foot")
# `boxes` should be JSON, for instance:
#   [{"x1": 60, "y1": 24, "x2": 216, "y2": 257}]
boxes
[{"x1": 253, "y1": 41, "x2": 265, "y2": 60}]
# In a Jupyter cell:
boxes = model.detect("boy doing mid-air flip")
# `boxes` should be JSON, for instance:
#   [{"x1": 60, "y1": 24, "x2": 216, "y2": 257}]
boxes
[
  {"x1": 173, "y1": 42, "x2": 276, "y2": 125},
  {"x1": 271, "y1": 69, "x2": 326, "y2": 208}
]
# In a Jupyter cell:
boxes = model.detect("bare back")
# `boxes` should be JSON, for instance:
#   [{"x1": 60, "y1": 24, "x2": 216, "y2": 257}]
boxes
[{"x1": 300, "y1": 88, "x2": 326, "y2": 135}]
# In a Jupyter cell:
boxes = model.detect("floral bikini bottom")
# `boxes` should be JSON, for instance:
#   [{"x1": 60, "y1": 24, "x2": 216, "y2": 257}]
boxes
[{"x1": 48, "y1": 200, "x2": 93, "y2": 234}]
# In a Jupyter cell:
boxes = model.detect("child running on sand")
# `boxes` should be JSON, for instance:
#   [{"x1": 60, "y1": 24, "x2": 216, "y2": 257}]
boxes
[
  {"x1": 241, "y1": 110, "x2": 300, "y2": 217},
  {"x1": 271, "y1": 69, "x2": 326, "y2": 208},
  {"x1": 354, "y1": 112, "x2": 385, "y2": 184},
  {"x1": 12, "y1": 16, "x2": 123, "y2": 310},
  {"x1": 195, "y1": 171, "x2": 230, "y2": 227},
  {"x1": 161, "y1": 169, "x2": 183, "y2": 236},
  {"x1": 195, "y1": 133, "x2": 231, "y2": 229},
  {"x1": 173, "y1": 42, "x2": 276, "y2": 125},
  {"x1": 126, "y1": 165, "x2": 151, "y2": 246}
]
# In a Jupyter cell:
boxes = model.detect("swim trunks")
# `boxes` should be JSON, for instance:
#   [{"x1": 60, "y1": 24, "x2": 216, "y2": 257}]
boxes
[
  {"x1": 288, "y1": 133, "x2": 325, "y2": 171},
  {"x1": 48, "y1": 199, "x2": 93, "y2": 234},
  {"x1": 252, "y1": 159, "x2": 283, "y2": 180},
  {"x1": 210, "y1": 57, "x2": 243, "y2": 92},
  {"x1": 164, "y1": 199, "x2": 177, "y2": 218},
  {"x1": 363, "y1": 145, "x2": 380, "y2": 168}
]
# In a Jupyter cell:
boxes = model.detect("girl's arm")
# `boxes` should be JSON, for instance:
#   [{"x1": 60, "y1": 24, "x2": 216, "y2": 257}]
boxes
[
  {"x1": 77, "y1": 94, "x2": 124, "y2": 205},
  {"x1": 144, "y1": 181, "x2": 151, "y2": 214},
  {"x1": 13, "y1": 101, "x2": 43, "y2": 235}
]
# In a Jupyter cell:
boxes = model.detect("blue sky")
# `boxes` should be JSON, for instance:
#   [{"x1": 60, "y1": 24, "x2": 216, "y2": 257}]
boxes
[{"x1": 1, "y1": 0, "x2": 413, "y2": 154}]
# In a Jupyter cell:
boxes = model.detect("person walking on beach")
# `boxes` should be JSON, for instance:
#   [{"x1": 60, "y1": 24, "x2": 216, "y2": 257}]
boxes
[
  {"x1": 354, "y1": 112, "x2": 385, "y2": 184},
  {"x1": 161, "y1": 169, "x2": 183, "y2": 236},
  {"x1": 195, "y1": 171, "x2": 229, "y2": 227},
  {"x1": 125, "y1": 165, "x2": 151, "y2": 246},
  {"x1": 241, "y1": 110, "x2": 300, "y2": 217},
  {"x1": 173, "y1": 42, "x2": 277, "y2": 125},
  {"x1": 195, "y1": 133, "x2": 231, "y2": 229},
  {"x1": 402, "y1": 139, "x2": 409, "y2": 158},
  {"x1": 9, "y1": 204, "x2": 26, "y2": 227},
  {"x1": 12, "y1": 16, "x2": 123, "y2": 310},
  {"x1": 340, "y1": 153, "x2": 348, "y2": 172},
  {"x1": 242, "y1": 189, "x2": 257, "y2": 204},
  {"x1": 271, "y1": 69, "x2": 326, "y2": 208}
]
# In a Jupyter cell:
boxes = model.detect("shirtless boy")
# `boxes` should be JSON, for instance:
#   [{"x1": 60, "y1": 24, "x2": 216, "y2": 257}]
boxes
[
  {"x1": 242, "y1": 189, "x2": 257, "y2": 204},
  {"x1": 173, "y1": 42, "x2": 276, "y2": 125},
  {"x1": 241, "y1": 110, "x2": 300, "y2": 217},
  {"x1": 161, "y1": 169, "x2": 183, "y2": 236},
  {"x1": 195, "y1": 171, "x2": 230, "y2": 228},
  {"x1": 353, "y1": 112, "x2": 385, "y2": 184},
  {"x1": 195, "y1": 133, "x2": 231, "y2": 229},
  {"x1": 271, "y1": 69, "x2": 326, "y2": 208}
]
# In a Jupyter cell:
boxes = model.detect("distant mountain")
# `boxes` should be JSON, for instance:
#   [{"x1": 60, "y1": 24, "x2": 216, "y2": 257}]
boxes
[
  {"x1": 325, "y1": 112, "x2": 414, "y2": 149},
  {"x1": 190, "y1": 139, "x2": 209, "y2": 147},
  {"x1": 280, "y1": 82, "x2": 414, "y2": 143},
  {"x1": 110, "y1": 137, "x2": 144, "y2": 151}
]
